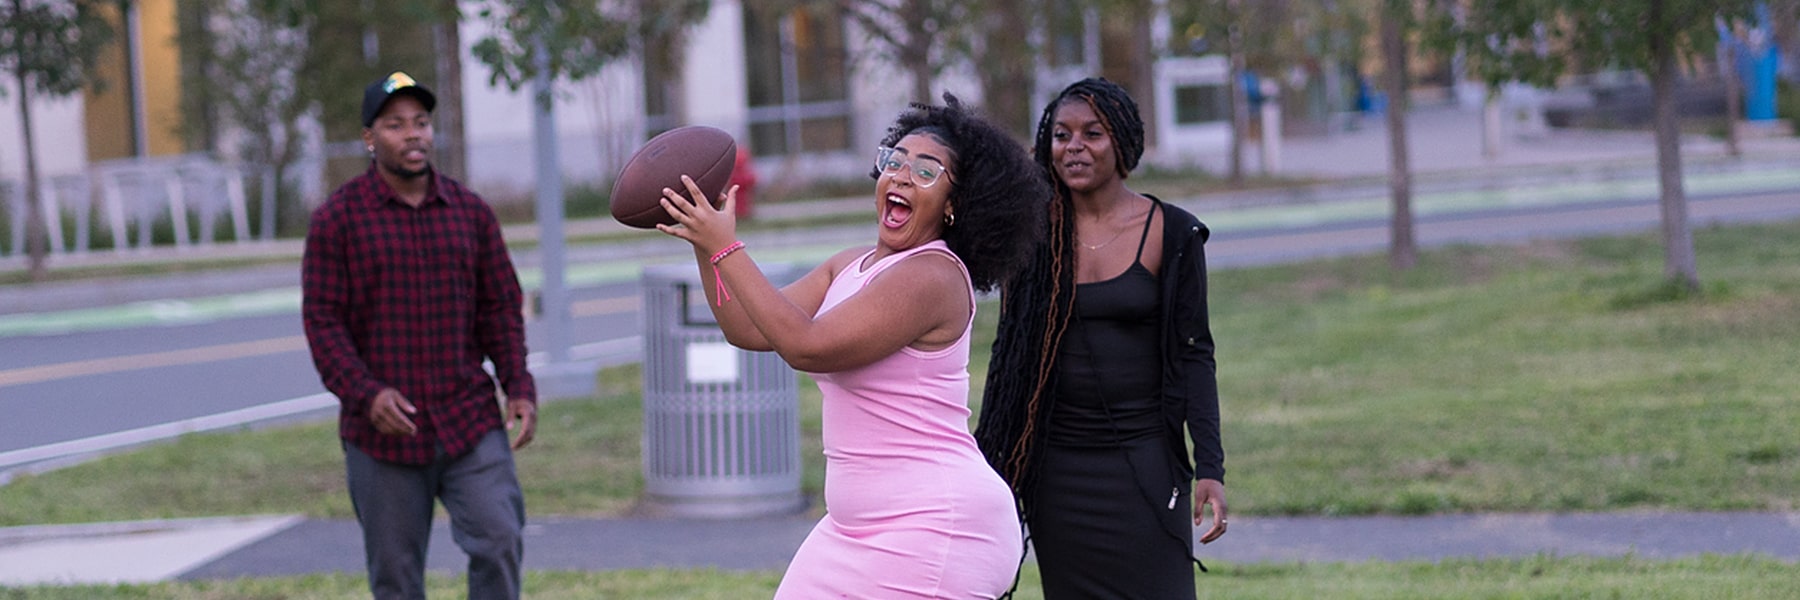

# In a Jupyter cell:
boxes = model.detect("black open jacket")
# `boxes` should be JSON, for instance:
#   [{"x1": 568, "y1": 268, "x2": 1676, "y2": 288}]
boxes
[{"x1": 977, "y1": 195, "x2": 1223, "y2": 505}]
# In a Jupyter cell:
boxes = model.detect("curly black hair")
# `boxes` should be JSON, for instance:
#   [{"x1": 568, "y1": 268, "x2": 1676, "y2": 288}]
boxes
[{"x1": 872, "y1": 93, "x2": 1048, "y2": 293}]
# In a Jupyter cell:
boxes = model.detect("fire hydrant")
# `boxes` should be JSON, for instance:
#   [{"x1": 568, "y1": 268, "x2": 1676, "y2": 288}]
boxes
[{"x1": 730, "y1": 146, "x2": 758, "y2": 219}]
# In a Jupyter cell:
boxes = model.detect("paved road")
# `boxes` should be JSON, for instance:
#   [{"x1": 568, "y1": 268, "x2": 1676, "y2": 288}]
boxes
[{"x1": 0, "y1": 283, "x2": 641, "y2": 455}]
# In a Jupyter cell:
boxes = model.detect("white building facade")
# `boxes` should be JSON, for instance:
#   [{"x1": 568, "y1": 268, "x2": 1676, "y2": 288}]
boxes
[
  {"x1": 455, "y1": 0, "x2": 1233, "y2": 198},
  {"x1": 3, "y1": 0, "x2": 1234, "y2": 259}
]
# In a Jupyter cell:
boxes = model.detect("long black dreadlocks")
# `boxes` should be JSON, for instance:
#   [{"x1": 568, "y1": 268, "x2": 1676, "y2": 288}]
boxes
[{"x1": 975, "y1": 77, "x2": 1146, "y2": 509}]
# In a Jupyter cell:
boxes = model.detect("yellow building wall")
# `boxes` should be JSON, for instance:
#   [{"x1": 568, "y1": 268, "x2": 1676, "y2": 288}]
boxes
[
  {"x1": 83, "y1": 3, "x2": 134, "y2": 161},
  {"x1": 138, "y1": 0, "x2": 184, "y2": 157},
  {"x1": 82, "y1": 0, "x2": 185, "y2": 161}
]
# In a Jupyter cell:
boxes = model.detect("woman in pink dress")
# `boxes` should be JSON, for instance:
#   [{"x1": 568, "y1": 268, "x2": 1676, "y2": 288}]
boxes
[{"x1": 656, "y1": 94, "x2": 1048, "y2": 598}]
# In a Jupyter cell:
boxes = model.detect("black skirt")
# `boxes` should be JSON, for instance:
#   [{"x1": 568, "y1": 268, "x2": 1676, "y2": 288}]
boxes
[{"x1": 1028, "y1": 437, "x2": 1196, "y2": 599}]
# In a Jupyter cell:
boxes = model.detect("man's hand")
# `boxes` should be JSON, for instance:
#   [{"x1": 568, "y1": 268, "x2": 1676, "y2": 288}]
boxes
[
  {"x1": 370, "y1": 388, "x2": 417, "y2": 436},
  {"x1": 507, "y1": 398, "x2": 538, "y2": 450},
  {"x1": 1194, "y1": 478, "x2": 1229, "y2": 544}
]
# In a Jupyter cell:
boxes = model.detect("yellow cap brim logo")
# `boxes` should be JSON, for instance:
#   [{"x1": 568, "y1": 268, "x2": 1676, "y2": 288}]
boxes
[{"x1": 383, "y1": 72, "x2": 417, "y2": 94}]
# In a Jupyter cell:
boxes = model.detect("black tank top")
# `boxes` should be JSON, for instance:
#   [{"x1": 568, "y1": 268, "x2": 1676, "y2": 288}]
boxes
[{"x1": 1050, "y1": 202, "x2": 1163, "y2": 445}]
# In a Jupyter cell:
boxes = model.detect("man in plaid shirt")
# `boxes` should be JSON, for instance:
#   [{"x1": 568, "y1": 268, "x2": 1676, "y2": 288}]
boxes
[{"x1": 303, "y1": 71, "x2": 538, "y2": 600}]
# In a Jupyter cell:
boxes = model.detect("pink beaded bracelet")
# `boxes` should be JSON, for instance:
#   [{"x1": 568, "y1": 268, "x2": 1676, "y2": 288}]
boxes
[
  {"x1": 709, "y1": 240, "x2": 745, "y2": 265},
  {"x1": 709, "y1": 241, "x2": 745, "y2": 306}
]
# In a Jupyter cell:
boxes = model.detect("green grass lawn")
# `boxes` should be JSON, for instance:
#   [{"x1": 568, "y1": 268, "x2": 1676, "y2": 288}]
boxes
[
  {"x1": 5, "y1": 556, "x2": 1794, "y2": 599},
  {"x1": 1212, "y1": 224, "x2": 1800, "y2": 516},
  {"x1": 2, "y1": 219, "x2": 1796, "y2": 595}
]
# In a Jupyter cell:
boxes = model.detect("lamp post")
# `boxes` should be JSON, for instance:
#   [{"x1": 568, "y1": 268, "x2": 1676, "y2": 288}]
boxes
[{"x1": 529, "y1": 33, "x2": 596, "y2": 399}]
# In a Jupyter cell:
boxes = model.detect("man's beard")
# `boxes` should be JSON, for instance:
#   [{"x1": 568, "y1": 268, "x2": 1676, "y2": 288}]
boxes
[{"x1": 381, "y1": 160, "x2": 431, "y2": 180}]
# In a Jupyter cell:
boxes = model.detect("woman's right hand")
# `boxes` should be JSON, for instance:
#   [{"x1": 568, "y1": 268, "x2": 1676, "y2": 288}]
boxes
[{"x1": 656, "y1": 175, "x2": 740, "y2": 258}]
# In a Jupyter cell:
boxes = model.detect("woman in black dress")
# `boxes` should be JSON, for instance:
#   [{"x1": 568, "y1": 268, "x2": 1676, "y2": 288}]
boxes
[{"x1": 976, "y1": 77, "x2": 1228, "y2": 599}]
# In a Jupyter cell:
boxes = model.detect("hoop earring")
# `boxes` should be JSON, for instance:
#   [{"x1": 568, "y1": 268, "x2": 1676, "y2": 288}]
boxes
[{"x1": 943, "y1": 212, "x2": 956, "y2": 227}]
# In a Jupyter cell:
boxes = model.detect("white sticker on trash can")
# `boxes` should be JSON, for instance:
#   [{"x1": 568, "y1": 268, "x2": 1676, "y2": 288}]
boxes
[{"x1": 686, "y1": 342, "x2": 741, "y2": 384}]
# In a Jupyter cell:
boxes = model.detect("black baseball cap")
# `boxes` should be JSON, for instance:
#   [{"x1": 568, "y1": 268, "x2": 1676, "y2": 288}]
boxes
[{"x1": 361, "y1": 71, "x2": 437, "y2": 128}]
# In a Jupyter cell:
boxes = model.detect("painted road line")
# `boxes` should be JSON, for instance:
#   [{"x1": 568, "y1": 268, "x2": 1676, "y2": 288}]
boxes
[
  {"x1": 0, "y1": 336, "x2": 309, "y2": 388},
  {"x1": 0, "y1": 288, "x2": 300, "y2": 338},
  {"x1": 0, "y1": 306, "x2": 639, "y2": 388},
  {"x1": 0, "y1": 338, "x2": 643, "y2": 475},
  {"x1": 0, "y1": 393, "x2": 338, "y2": 473}
]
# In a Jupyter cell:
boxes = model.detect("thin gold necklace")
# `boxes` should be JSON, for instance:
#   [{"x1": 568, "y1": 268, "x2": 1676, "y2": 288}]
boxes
[
  {"x1": 1079, "y1": 225, "x2": 1127, "y2": 251},
  {"x1": 1077, "y1": 195, "x2": 1141, "y2": 250}
]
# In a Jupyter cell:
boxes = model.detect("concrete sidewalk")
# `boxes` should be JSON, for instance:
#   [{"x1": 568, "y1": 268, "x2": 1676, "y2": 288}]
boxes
[{"x1": 4, "y1": 510, "x2": 1798, "y2": 586}]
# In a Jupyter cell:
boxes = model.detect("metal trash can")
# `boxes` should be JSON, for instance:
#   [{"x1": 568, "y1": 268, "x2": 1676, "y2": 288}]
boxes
[{"x1": 639, "y1": 263, "x2": 806, "y2": 518}]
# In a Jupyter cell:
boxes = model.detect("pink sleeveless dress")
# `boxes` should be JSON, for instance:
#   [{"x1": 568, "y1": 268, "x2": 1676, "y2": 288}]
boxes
[{"x1": 774, "y1": 241, "x2": 1024, "y2": 599}]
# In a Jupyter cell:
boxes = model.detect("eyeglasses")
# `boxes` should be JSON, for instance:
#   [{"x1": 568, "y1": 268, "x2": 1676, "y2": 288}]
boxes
[{"x1": 875, "y1": 146, "x2": 952, "y2": 189}]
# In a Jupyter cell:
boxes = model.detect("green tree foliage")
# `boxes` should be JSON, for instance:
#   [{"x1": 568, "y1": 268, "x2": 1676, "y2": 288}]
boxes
[
  {"x1": 746, "y1": 0, "x2": 976, "y2": 108},
  {"x1": 465, "y1": 0, "x2": 633, "y2": 93},
  {"x1": 1170, "y1": 0, "x2": 1376, "y2": 185},
  {"x1": 0, "y1": 0, "x2": 113, "y2": 97},
  {"x1": 175, "y1": 0, "x2": 447, "y2": 236},
  {"x1": 0, "y1": 0, "x2": 113, "y2": 280},
  {"x1": 1419, "y1": 0, "x2": 1561, "y2": 90},
  {"x1": 463, "y1": 0, "x2": 710, "y2": 113},
  {"x1": 176, "y1": 0, "x2": 319, "y2": 236},
  {"x1": 838, "y1": 0, "x2": 975, "y2": 105},
  {"x1": 304, "y1": 1, "x2": 444, "y2": 144},
  {"x1": 1428, "y1": 0, "x2": 1758, "y2": 291}
]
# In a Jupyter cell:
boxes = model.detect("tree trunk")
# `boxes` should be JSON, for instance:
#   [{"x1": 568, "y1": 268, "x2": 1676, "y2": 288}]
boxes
[
  {"x1": 1482, "y1": 92, "x2": 1501, "y2": 158},
  {"x1": 1769, "y1": 0, "x2": 1800, "y2": 87},
  {"x1": 273, "y1": 104, "x2": 308, "y2": 236},
  {"x1": 904, "y1": 0, "x2": 932, "y2": 104},
  {"x1": 1381, "y1": 6, "x2": 1416, "y2": 270},
  {"x1": 981, "y1": 0, "x2": 1033, "y2": 140},
  {"x1": 1718, "y1": 42, "x2": 1742, "y2": 158},
  {"x1": 910, "y1": 62, "x2": 932, "y2": 105},
  {"x1": 433, "y1": 14, "x2": 468, "y2": 181},
  {"x1": 1226, "y1": 13, "x2": 1248, "y2": 187},
  {"x1": 15, "y1": 65, "x2": 48, "y2": 281},
  {"x1": 1650, "y1": 22, "x2": 1700, "y2": 292},
  {"x1": 1130, "y1": 2, "x2": 1157, "y2": 151}
]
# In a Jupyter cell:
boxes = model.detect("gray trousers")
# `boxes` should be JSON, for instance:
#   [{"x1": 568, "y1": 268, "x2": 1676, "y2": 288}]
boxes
[{"x1": 344, "y1": 429, "x2": 525, "y2": 600}]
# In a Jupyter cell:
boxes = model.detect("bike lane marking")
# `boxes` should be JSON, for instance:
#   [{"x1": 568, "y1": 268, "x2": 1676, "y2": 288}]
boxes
[{"x1": 5, "y1": 167, "x2": 1799, "y2": 339}]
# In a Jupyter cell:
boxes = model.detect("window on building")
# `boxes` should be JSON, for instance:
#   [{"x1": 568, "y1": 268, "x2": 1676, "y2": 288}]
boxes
[
  {"x1": 1173, "y1": 83, "x2": 1229, "y2": 124},
  {"x1": 742, "y1": 4, "x2": 852, "y2": 157}
]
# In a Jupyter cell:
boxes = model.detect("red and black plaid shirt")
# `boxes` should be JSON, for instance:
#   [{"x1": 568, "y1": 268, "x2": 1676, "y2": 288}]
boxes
[{"x1": 302, "y1": 164, "x2": 535, "y2": 465}]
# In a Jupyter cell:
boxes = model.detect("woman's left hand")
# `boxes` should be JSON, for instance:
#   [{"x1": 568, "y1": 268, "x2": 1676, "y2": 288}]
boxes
[
  {"x1": 1194, "y1": 478, "x2": 1228, "y2": 543},
  {"x1": 656, "y1": 175, "x2": 740, "y2": 256}
]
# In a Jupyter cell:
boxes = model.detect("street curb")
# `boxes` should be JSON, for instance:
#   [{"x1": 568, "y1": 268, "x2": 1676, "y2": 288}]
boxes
[{"x1": 0, "y1": 515, "x2": 305, "y2": 547}]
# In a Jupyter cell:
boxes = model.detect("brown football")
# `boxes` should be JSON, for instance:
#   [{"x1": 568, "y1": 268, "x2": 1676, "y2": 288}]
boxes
[{"x1": 609, "y1": 125, "x2": 737, "y2": 229}]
